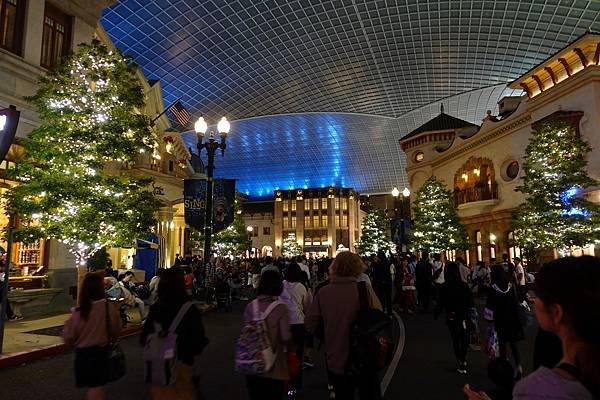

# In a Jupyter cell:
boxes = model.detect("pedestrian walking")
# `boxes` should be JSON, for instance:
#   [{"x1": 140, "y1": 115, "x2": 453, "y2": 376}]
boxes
[
  {"x1": 435, "y1": 262, "x2": 475, "y2": 374},
  {"x1": 372, "y1": 251, "x2": 394, "y2": 316},
  {"x1": 415, "y1": 252, "x2": 433, "y2": 312},
  {"x1": 141, "y1": 268, "x2": 208, "y2": 400},
  {"x1": 464, "y1": 256, "x2": 600, "y2": 400},
  {"x1": 280, "y1": 263, "x2": 311, "y2": 395},
  {"x1": 239, "y1": 270, "x2": 292, "y2": 400},
  {"x1": 306, "y1": 251, "x2": 383, "y2": 400},
  {"x1": 63, "y1": 272, "x2": 122, "y2": 400},
  {"x1": 488, "y1": 263, "x2": 524, "y2": 379}
]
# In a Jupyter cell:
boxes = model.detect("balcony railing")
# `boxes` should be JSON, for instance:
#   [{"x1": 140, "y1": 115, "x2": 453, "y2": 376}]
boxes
[{"x1": 454, "y1": 182, "x2": 498, "y2": 205}]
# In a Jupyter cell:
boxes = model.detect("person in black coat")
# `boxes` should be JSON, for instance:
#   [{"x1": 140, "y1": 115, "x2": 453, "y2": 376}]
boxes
[
  {"x1": 372, "y1": 251, "x2": 393, "y2": 316},
  {"x1": 435, "y1": 262, "x2": 475, "y2": 374},
  {"x1": 488, "y1": 263, "x2": 524, "y2": 378},
  {"x1": 415, "y1": 252, "x2": 433, "y2": 312}
]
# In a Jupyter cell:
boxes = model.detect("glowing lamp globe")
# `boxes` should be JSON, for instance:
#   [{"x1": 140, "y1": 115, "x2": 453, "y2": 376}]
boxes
[
  {"x1": 391, "y1": 187, "x2": 400, "y2": 197},
  {"x1": 194, "y1": 117, "x2": 208, "y2": 135},
  {"x1": 402, "y1": 187, "x2": 411, "y2": 197},
  {"x1": 217, "y1": 117, "x2": 230, "y2": 134}
]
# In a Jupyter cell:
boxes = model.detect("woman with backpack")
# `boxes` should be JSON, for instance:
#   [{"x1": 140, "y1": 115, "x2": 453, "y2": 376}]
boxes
[
  {"x1": 141, "y1": 268, "x2": 208, "y2": 400},
  {"x1": 63, "y1": 272, "x2": 122, "y2": 400},
  {"x1": 306, "y1": 251, "x2": 383, "y2": 400},
  {"x1": 238, "y1": 270, "x2": 292, "y2": 400},
  {"x1": 279, "y1": 263, "x2": 311, "y2": 394},
  {"x1": 434, "y1": 262, "x2": 475, "y2": 374}
]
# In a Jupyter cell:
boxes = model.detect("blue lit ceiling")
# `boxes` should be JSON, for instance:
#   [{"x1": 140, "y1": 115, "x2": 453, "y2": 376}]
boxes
[{"x1": 101, "y1": 1, "x2": 600, "y2": 196}]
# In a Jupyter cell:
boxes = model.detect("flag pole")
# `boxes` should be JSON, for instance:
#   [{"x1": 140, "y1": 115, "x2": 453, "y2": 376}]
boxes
[{"x1": 151, "y1": 99, "x2": 180, "y2": 125}]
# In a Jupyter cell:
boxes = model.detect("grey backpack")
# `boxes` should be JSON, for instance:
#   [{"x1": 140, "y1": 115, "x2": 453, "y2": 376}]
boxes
[{"x1": 143, "y1": 301, "x2": 193, "y2": 386}]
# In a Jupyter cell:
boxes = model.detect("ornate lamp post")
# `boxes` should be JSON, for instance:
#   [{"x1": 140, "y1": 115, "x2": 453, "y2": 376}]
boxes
[
  {"x1": 392, "y1": 187, "x2": 411, "y2": 252},
  {"x1": 246, "y1": 226, "x2": 254, "y2": 257},
  {"x1": 194, "y1": 116, "x2": 230, "y2": 263}
]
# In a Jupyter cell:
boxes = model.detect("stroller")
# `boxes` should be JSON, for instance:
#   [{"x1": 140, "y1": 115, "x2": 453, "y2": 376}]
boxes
[{"x1": 214, "y1": 277, "x2": 232, "y2": 311}]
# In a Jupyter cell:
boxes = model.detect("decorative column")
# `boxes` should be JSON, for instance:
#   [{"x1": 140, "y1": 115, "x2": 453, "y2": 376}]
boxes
[{"x1": 157, "y1": 207, "x2": 175, "y2": 267}]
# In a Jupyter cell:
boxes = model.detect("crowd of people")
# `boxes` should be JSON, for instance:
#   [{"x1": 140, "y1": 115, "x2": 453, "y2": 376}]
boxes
[{"x1": 59, "y1": 250, "x2": 599, "y2": 400}]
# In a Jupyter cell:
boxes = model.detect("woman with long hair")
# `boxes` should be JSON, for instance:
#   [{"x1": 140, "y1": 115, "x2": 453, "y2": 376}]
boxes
[
  {"x1": 242, "y1": 270, "x2": 292, "y2": 400},
  {"x1": 435, "y1": 262, "x2": 475, "y2": 374},
  {"x1": 63, "y1": 272, "x2": 121, "y2": 400},
  {"x1": 465, "y1": 256, "x2": 600, "y2": 400},
  {"x1": 280, "y1": 263, "x2": 311, "y2": 394},
  {"x1": 141, "y1": 268, "x2": 208, "y2": 400},
  {"x1": 489, "y1": 262, "x2": 524, "y2": 378}
]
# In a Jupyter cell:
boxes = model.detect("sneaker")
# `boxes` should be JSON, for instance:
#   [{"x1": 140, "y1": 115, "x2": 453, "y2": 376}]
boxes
[
  {"x1": 287, "y1": 389, "x2": 297, "y2": 398},
  {"x1": 457, "y1": 362, "x2": 467, "y2": 374},
  {"x1": 8, "y1": 315, "x2": 23, "y2": 321}
]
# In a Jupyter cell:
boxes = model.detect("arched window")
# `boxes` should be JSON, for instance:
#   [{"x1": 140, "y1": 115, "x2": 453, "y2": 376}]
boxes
[{"x1": 454, "y1": 157, "x2": 498, "y2": 205}]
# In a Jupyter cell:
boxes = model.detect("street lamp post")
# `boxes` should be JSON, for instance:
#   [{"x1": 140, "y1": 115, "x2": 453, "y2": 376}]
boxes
[
  {"x1": 392, "y1": 187, "x2": 411, "y2": 252},
  {"x1": 246, "y1": 226, "x2": 254, "y2": 257},
  {"x1": 194, "y1": 116, "x2": 230, "y2": 263}
]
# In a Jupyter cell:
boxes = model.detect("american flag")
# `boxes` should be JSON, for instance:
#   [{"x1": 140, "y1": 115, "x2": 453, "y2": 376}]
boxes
[{"x1": 167, "y1": 100, "x2": 191, "y2": 127}]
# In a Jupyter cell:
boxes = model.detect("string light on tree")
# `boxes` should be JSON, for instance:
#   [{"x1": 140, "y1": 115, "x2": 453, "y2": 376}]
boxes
[
  {"x1": 282, "y1": 233, "x2": 303, "y2": 258},
  {"x1": 5, "y1": 40, "x2": 162, "y2": 268},
  {"x1": 512, "y1": 120, "x2": 600, "y2": 256},
  {"x1": 410, "y1": 176, "x2": 468, "y2": 254},
  {"x1": 356, "y1": 208, "x2": 394, "y2": 256}
]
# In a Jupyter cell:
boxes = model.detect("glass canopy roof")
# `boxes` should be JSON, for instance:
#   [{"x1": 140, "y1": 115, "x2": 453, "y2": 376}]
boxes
[{"x1": 101, "y1": 1, "x2": 600, "y2": 196}]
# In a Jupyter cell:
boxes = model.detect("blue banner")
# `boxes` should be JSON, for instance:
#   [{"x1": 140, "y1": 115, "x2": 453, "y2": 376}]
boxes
[
  {"x1": 184, "y1": 178, "x2": 207, "y2": 231},
  {"x1": 213, "y1": 179, "x2": 236, "y2": 233}
]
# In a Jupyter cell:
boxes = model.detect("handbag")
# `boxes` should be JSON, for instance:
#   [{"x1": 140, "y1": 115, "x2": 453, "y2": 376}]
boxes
[{"x1": 105, "y1": 300, "x2": 126, "y2": 382}]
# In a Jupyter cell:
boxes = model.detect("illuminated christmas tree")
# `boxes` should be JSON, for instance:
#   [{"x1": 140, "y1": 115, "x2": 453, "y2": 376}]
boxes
[
  {"x1": 5, "y1": 40, "x2": 162, "y2": 267},
  {"x1": 410, "y1": 176, "x2": 468, "y2": 253},
  {"x1": 512, "y1": 120, "x2": 600, "y2": 254},
  {"x1": 282, "y1": 232, "x2": 303, "y2": 258},
  {"x1": 356, "y1": 208, "x2": 394, "y2": 256}
]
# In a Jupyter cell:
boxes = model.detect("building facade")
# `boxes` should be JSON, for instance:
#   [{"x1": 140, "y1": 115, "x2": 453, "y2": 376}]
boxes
[
  {"x1": 401, "y1": 33, "x2": 600, "y2": 266},
  {"x1": 273, "y1": 187, "x2": 361, "y2": 257},
  {"x1": 243, "y1": 201, "x2": 275, "y2": 258},
  {"x1": 0, "y1": 2, "x2": 194, "y2": 315}
]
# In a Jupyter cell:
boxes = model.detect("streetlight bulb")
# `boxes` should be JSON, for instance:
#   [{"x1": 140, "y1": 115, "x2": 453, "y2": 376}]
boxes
[
  {"x1": 217, "y1": 117, "x2": 230, "y2": 134},
  {"x1": 391, "y1": 187, "x2": 400, "y2": 197},
  {"x1": 246, "y1": 226, "x2": 254, "y2": 232},
  {"x1": 402, "y1": 187, "x2": 411, "y2": 197},
  {"x1": 194, "y1": 117, "x2": 207, "y2": 135}
]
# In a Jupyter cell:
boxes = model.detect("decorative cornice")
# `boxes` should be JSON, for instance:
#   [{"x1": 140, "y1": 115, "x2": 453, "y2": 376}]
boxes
[{"x1": 433, "y1": 114, "x2": 531, "y2": 167}]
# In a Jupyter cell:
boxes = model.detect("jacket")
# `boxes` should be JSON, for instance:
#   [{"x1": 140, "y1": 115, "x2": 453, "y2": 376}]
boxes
[{"x1": 305, "y1": 276, "x2": 382, "y2": 375}]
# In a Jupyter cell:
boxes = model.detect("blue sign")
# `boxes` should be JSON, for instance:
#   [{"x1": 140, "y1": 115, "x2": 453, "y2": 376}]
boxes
[
  {"x1": 213, "y1": 179, "x2": 236, "y2": 233},
  {"x1": 184, "y1": 178, "x2": 207, "y2": 231}
]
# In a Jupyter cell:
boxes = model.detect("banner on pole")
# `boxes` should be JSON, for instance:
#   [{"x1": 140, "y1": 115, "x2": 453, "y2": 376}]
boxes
[
  {"x1": 0, "y1": 106, "x2": 20, "y2": 163},
  {"x1": 213, "y1": 179, "x2": 236, "y2": 233},
  {"x1": 184, "y1": 178, "x2": 207, "y2": 231}
]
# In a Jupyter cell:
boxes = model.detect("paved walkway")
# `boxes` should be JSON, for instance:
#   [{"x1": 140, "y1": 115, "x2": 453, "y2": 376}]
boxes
[{"x1": 0, "y1": 299, "x2": 536, "y2": 399}]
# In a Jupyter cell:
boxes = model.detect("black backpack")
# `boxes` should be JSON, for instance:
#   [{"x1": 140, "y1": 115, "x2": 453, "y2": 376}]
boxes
[{"x1": 346, "y1": 281, "x2": 395, "y2": 376}]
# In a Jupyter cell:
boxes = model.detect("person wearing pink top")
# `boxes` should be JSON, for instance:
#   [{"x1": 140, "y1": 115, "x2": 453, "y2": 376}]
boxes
[{"x1": 63, "y1": 272, "x2": 121, "y2": 400}]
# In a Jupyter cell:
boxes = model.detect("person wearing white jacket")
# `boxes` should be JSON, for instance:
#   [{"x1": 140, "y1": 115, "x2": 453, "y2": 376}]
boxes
[{"x1": 280, "y1": 262, "x2": 312, "y2": 395}]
